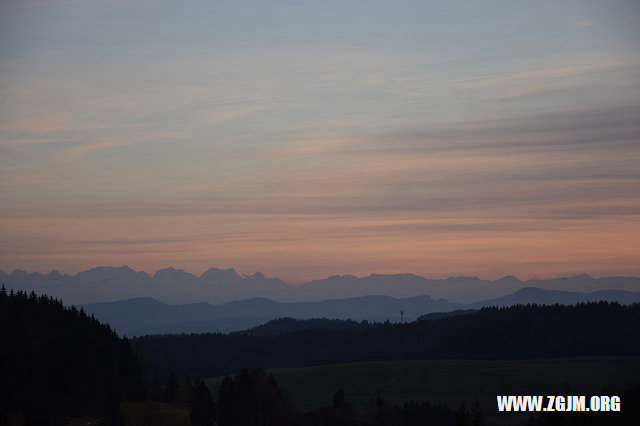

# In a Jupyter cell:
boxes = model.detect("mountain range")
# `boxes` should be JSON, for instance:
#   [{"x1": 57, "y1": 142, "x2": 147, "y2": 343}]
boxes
[
  {"x1": 81, "y1": 287, "x2": 640, "y2": 336},
  {"x1": 2, "y1": 265, "x2": 640, "y2": 305}
]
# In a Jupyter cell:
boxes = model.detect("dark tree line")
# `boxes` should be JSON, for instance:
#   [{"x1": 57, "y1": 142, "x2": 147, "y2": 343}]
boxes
[
  {"x1": 0, "y1": 285, "x2": 144, "y2": 425},
  {"x1": 4, "y1": 286, "x2": 638, "y2": 426},
  {"x1": 362, "y1": 398, "x2": 480, "y2": 426},
  {"x1": 189, "y1": 370, "x2": 485, "y2": 426},
  {"x1": 162, "y1": 369, "x2": 640, "y2": 426},
  {"x1": 132, "y1": 302, "x2": 640, "y2": 379},
  {"x1": 178, "y1": 368, "x2": 298, "y2": 426},
  {"x1": 178, "y1": 368, "x2": 478, "y2": 426},
  {"x1": 236, "y1": 317, "x2": 363, "y2": 336}
]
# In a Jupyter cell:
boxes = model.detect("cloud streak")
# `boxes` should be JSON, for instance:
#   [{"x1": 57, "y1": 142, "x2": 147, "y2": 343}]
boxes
[{"x1": 1, "y1": 1, "x2": 639, "y2": 281}]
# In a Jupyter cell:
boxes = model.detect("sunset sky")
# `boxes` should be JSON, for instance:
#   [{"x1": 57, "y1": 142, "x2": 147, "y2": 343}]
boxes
[{"x1": 1, "y1": 0, "x2": 639, "y2": 283}]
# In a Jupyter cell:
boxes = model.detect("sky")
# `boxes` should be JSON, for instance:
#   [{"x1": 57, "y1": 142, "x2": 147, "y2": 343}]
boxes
[{"x1": 1, "y1": 0, "x2": 639, "y2": 283}]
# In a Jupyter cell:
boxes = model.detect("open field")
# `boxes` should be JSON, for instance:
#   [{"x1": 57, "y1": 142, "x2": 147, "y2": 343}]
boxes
[{"x1": 206, "y1": 356, "x2": 640, "y2": 415}]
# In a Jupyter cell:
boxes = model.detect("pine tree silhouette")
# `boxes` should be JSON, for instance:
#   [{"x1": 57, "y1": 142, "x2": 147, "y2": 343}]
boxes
[
  {"x1": 164, "y1": 371, "x2": 179, "y2": 403},
  {"x1": 190, "y1": 379, "x2": 214, "y2": 426}
]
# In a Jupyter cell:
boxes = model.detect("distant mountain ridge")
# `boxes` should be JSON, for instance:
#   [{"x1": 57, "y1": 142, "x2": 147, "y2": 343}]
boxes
[
  {"x1": 2, "y1": 265, "x2": 640, "y2": 305},
  {"x1": 80, "y1": 288, "x2": 640, "y2": 336},
  {"x1": 81, "y1": 294, "x2": 458, "y2": 336},
  {"x1": 469, "y1": 287, "x2": 640, "y2": 308}
]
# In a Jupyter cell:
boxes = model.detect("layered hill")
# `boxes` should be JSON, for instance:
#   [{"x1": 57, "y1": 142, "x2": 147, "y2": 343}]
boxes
[
  {"x1": 131, "y1": 302, "x2": 640, "y2": 379},
  {"x1": 82, "y1": 294, "x2": 460, "y2": 335},
  {"x1": 81, "y1": 288, "x2": 640, "y2": 336}
]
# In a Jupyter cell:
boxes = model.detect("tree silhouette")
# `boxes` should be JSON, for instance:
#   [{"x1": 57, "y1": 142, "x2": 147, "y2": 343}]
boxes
[
  {"x1": 164, "y1": 371, "x2": 179, "y2": 403},
  {"x1": 455, "y1": 402, "x2": 470, "y2": 426},
  {"x1": 190, "y1": 379, "x2": 214, "y2": 426},
  {"x1": 216, "y1": 369, "x2": 298, "y2": 426},
  {"x1": 1, "y1": 288, "x2": 144, "y2": 423},
  {"x1": 332, "y1": 388, "x2": 346, "y2": 408},
  {"x1": 471, "y1": 397, "x2": 484, "y2": 426}
]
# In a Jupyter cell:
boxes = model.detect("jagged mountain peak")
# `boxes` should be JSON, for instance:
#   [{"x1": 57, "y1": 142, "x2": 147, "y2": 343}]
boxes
[
  {"x1": 200, "y1": 267, "x2": 241, "y2": 282},
  {"x1": 46, "y1": 270, "x2": 62, "y2": 279},
  {"x1": 85, "y1": 265, "x2": 136, "y2": 275},
  {"x1": 11, "y1": 269, "x2": 29, "y2": 277},
  {"x1": 74, "y1": 266, "x2": 149, "y2": 284},
  {"x1": 2, "y1": 266, "x2": 639, "y2": 306},
  {"x1": 156, "y1": 266, "x2": 182, "y2": 273},
  {"x1": 154, "y1": 266, "x2": 196, "y2": 280},
  {"x1": 326, "y1": 274, "x2": 358, "y2": 281},
  {"x1": 496, "y1": 275, "x2": 521, "y2": 283}
]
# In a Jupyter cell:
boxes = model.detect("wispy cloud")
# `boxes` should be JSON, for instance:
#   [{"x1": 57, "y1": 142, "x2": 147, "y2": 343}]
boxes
[
  {"x1": 2, "y1": 1, "x2": 640, "y2": 280},
  {"x1": 462, "y1": 60, "x2": 640, "y2": 99}
]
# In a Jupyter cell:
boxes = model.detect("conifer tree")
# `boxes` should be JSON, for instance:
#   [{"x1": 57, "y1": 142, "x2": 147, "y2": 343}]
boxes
[
  {"x1": 164, "y1": 371, "x2": 179, "y2": 403},
  {"x1": 190, "y1": 379, "x2": 214, "y2": 426}
]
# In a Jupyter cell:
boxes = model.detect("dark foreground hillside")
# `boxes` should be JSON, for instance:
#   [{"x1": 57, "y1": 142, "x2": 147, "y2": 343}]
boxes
[
  {"x1": 0, "y1": 286, "x2": 144, "y2": 425},
  {"x1": 132, "y1": 302, "x2": 640, "y2": 378}
]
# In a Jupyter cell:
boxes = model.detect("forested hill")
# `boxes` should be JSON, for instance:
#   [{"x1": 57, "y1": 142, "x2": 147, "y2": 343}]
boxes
[
  {"x1": 132, "y1": 302, "x2": 640, "y2": 379},
  {"x1": 234, "y1": 317, "x2": 364, "y2": 336},
  {"x1": 0, "y1": 286, "x2": 144, "y2": 424}
]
